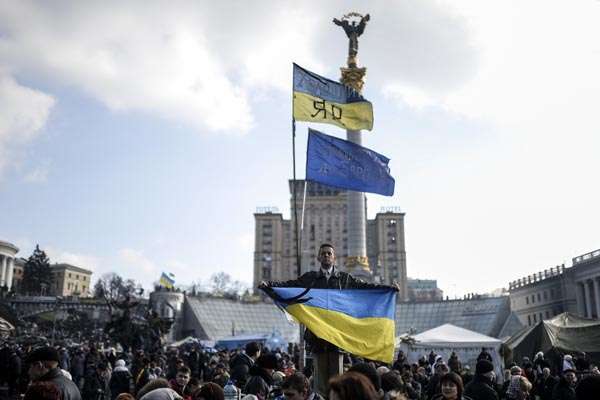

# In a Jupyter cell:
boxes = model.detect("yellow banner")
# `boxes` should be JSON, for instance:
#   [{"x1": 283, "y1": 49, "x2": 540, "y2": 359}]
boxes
[{"x1": 293, "y1": 91, "x2": 374, "y2": 131}]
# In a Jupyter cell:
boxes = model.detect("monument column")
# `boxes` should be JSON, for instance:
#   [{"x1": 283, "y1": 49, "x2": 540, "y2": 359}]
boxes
[{"x1": 337, "y1": 12, "x2": 372, "y2": 280}]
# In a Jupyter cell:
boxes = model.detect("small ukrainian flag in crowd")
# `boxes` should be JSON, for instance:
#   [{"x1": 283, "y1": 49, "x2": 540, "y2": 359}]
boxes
[
  {"x1": 293, "y1": 63, "x2": 374, "y2": 131},
  {"x1": 262, "y1": 286, "x2": 397, "y2": 363},
  {"x1": 159, "y1": 272, "x2": 175, "y2": 289}
]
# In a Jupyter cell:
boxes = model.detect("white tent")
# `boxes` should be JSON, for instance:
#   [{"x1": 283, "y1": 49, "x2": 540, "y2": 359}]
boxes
[{"x1": 399, "y1": 324, "x2": 504, "y2": 379}]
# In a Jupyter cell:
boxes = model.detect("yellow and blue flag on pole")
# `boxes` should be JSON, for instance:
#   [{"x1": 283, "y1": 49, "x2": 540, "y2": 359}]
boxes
[
  {"x1": 262, "y1": 286, "x2": 397, "y2": 363},
  {"x1": 293, "y1": 63, "x2": 374, "y2": 131},
  {"x1": 159, "y1": 272, "x2": 175, "y2": 289}
]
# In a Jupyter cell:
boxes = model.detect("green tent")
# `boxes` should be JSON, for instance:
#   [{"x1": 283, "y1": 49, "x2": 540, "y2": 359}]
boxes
[{"x1": 505, "y1": 313, "x2": 600, "y2": 370}]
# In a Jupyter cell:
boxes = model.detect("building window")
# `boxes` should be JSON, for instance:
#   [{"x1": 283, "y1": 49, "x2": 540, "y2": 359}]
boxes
[
  {"x1": 526, "y1": 297, "x2": 529, "y2": 305},
  {"x1": 68, "y1": 273, "x2": 72, "y2": 278},
  {"x1": 546, "y1": 311, "x2": 550, "y2": 319},
  {"x1": 531, "y1": 295, "x2": 535, "y2": 304},
  {"x1": 543, "y1": 291, "x2": 548, "y2": 301},
  {"x1": 550, "y1": 288, "x2": 554, "y2": 299},
  {"x1": 527, "y1": 315, "x2": 531, "y2": 326},
  {"x1": 537, "y1": 293, "x2": 541, "y2": 302},
  {"x1": 533, "y1": 314, "x2": 537, "y2": 323}
]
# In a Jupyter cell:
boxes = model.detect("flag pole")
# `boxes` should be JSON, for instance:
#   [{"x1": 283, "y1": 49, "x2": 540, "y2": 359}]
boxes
[{"x1": 292, "y1": 69, "x2": 306, "y2": 370}]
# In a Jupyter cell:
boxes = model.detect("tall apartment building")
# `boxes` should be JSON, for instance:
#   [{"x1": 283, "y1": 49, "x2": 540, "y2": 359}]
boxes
[{"x1": 254, "y1": 180, "x2": 407, "y2": 299}]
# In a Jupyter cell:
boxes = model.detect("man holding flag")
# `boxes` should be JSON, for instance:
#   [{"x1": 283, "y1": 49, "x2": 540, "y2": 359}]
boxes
[{"x1": 259, "y1": 243, "x2": 398, "y2": 396}]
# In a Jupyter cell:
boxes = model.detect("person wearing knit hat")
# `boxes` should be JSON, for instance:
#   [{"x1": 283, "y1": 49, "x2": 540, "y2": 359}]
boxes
[
  {"x1": 26, "y1": 346, "x2": 82, "y2": 400},
  {"x1": 244, "y1": 354, "x2": 278, "y2": 399},
  {"x1": 464, "y1": 359, "x2": 498, "y2": 400}
]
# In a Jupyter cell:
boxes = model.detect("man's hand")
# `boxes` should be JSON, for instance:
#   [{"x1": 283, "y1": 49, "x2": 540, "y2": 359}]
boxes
[
  {"x1": 258, "y1": 281, "x2": 268, "y2": 289},
  {"x1": 392, "y1": 281, "x2": 401, "y2": 292}
]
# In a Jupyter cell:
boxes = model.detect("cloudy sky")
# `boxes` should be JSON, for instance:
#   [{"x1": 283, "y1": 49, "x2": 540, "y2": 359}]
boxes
[{"x1": 1, "y1": 0, "x2": 600, "y2": 297}]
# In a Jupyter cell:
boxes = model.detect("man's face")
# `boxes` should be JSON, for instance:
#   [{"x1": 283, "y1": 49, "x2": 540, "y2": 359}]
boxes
[
  {"x1": 565, "y1": 371, "x2": 577, "y2": 385},
  {"x1": 318, "y1": 246, "x2": 335, "y2": 267},
  {"x1": 176, "y1": 372, "x2": 190, "y2": 386},
  {"x1": 28, "y1": 361, "x2": 48, "y2": 381},
  {"x1": 283, "y1": 388, "x2": 306, "y2": 400}
]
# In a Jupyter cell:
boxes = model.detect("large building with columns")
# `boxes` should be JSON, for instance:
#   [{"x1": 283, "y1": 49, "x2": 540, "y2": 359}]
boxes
[
  {"x1": 0, "y1": 241, "x2": 18, "y2": 291},
  {"x1": 509, "y1": 248, "x2": 600, "y2": 326}
]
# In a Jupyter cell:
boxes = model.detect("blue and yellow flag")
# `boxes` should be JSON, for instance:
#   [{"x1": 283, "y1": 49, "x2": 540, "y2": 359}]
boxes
[
  {"x1": 263, "y1": 286, "x2": 396, "y2": 363},
  {"x1": 293, "y1": 63, "x2": 374, "y2": 131},
  {"x1": 159, "y1": 272, "x2": 175, "y2": 289}
]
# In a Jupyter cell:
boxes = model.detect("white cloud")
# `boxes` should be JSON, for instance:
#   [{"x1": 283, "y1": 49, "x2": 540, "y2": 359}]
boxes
[
  {"x1": 23, "y1": 163, "x2": 50, "y2": 183},
  {"x1": 0, "y1": 71, "x2": 55, "y2": 175},
  {"x1": 44, "y1": 246, "x2": 101, "y2": 272}
]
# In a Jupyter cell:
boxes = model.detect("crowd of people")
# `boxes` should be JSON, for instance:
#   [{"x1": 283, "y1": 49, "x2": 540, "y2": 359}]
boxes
[{"x1": 1, "y1": 339, "x2": 600, "y2": 400}]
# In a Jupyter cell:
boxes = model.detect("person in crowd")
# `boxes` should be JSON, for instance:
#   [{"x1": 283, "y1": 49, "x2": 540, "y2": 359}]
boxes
[
  {"x1": 533, "y1": 352, "x2": 550, "y2": 376},
  {"x1": 137, "y1": 378, "x2": 171, "y2": 399},
  {"x1": 538, "y1": 367, "x2": 557, "y2": 400},
  {"x1": 328, "y1": 371, "x2": 379, "y2": 400},
  {"x1": 136, "y1": 358, "x2": 155, "y2": 394},
  {"x1": 380, "y1": 370, "x2": 405, "y2": 400},
  {"x1": 139, "y1": 387, "x2": 183, "y2": 400},
  {"x1": 111, "y1": 359, "x2": 134, "y2": 400},
  {"x1": 26, "y1": 346, "x2": 82, "y2": 400},
  {"x1": 348, "y1": 362, "x2": 383, "y2": 398},
  {"x1": 191, "y1": 382, "x2": 224, "y2": 400},
  {"x1": 24, "y1": 381, "x2": 62, "y2": 400},
  {"x1": 477, "y1": 349, "x2": 493, "y2": 363},
  {"x1": 427, "y1": 362, "x2": 450, "y2": 400},
  {"x1": 461, "y1": 366, "x2": 473, "y2": 387},
  {"x1": 71, "y1": 350, "x2": 86, "y2": 389},
  {"x1": 464, "y1": 359, "x2": 498, "y2": 400},
  {"x1": 562, "y1": 356, "x2": 575, "y2": 373},
  {"x1": 433, "y1": 372, "x2": 469, "y2": 400},
  {"x1": 551, "y1": 369, "x2": 577, "y2": 400},
  {"x1": 169, "y1": 366, "x2": 191, "y2": 396},
  {"x1": 82, "y1": 362, "x2": 111, "y2": 400},
  {"x1": 230, "y1": 341, "x2": 261, "y2": 389},
  {"x1": 505, "y1": 370, "x2": 532, "y2": 400},
  {"x1": 280, "y1": 372, "x2": 323, "y2": 400},
  {"x1": 184, "y1": 377, "x2": 201, "y2": 398},
  {"x1": 244, "y1": 354, "x2": 277, "y2": 399},
  {"x1": 393, "y1": 350, "x2": 408, "y2": 372},
  {"x1": 402, "y1": 370, "x2": 421, "y2": 400},
  {"x1": 116, "y1": 394, "x2": 136, "y2": 400},
  {"x1": 448, "y1": 352, "x2": 461, "y2": 374}
]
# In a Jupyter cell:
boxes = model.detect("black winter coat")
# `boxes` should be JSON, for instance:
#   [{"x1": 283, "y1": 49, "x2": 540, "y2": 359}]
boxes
[
  {"x1": 229, "y1": 352, "x2": 254, "y2": 388},
  {"x1": 464, "y1": 375, "x2": 499, "y2": 400},
  {"x1": 551, "y1": 379, "x2": 576, "y2": 400}
]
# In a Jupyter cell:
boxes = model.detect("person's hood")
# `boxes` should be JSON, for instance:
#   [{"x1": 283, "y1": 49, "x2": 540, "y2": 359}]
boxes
[{"x1": 140, "y1": 388, "x2": 183, "y2": 400}]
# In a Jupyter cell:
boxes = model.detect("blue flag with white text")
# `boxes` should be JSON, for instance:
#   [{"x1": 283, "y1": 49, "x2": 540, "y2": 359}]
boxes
[{"x1": 306, "y1": 129, "x2": 395, "y2": 196}]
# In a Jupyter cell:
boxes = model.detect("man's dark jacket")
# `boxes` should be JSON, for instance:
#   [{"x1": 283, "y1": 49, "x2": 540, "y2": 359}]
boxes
[
  {"x1": 551, "y1": 377, "x2": 576, "y2": 400},
  {"x1": 264, "y1": 266, "x2": 396, "y2": 353},
  {"x1": 30, "y1": 368, "x2": 82, "y2": 400},
  {"x1": 229, "y1": 352, "x2": 254, "y2": 388},
  {"x1": 464, "y1": 374, "x2": 499, "y2": 400}
]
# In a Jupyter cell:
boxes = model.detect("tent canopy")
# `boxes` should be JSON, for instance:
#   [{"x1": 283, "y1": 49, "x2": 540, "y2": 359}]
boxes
[
  {"x1": 409, "y1": 323, "x2": 501, "y2": 348},
  {"x1": 505, "y1": 312, "x2": 600, "y2": 367}
]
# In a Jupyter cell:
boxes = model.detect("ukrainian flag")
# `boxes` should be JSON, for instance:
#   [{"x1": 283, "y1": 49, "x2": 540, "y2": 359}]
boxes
[
  {"x1": 159, "y1": 272, "x2": 175, "y2": 289},
  {"x1": 293, "y1": 64, "x2": 374, "y2": 131},
  {"x1": 264, "y1": 286, "x2": 396, "y2": 363}
]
